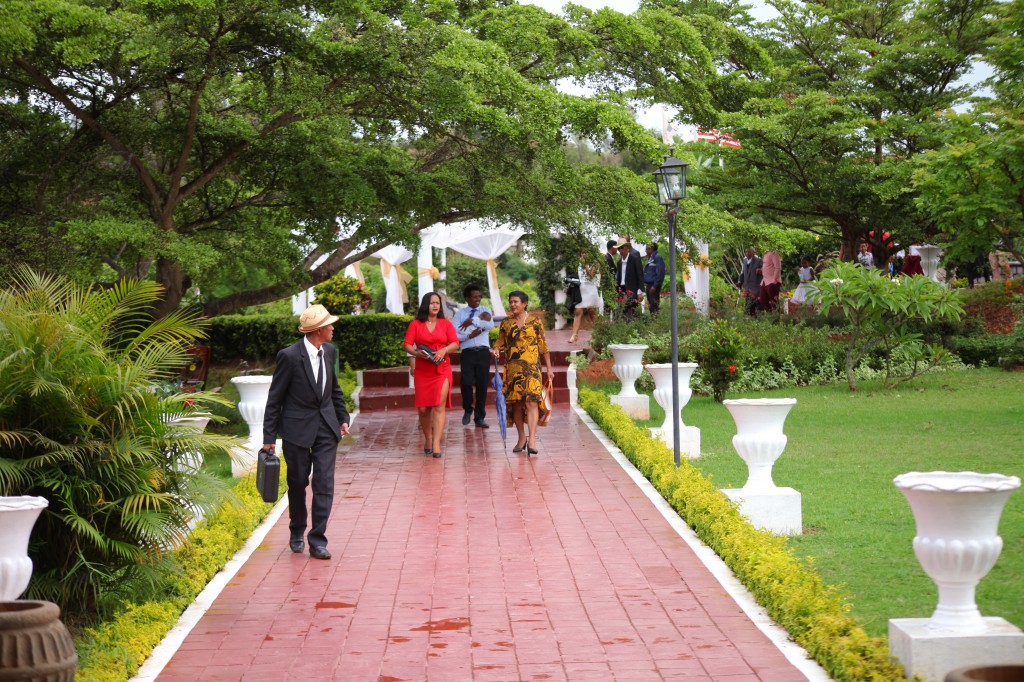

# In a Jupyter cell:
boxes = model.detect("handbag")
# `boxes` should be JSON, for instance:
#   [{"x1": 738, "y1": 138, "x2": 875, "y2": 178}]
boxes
[{"x1": 538, "y1": 377, "x2": 555, "y2": 426}]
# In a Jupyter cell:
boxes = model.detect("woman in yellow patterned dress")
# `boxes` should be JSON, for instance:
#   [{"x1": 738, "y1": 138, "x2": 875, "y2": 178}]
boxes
[{"x1": 492, "y1": 291, "x2": 553, "y2": 455}]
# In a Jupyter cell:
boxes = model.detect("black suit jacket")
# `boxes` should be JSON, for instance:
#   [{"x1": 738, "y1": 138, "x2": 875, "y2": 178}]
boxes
[
  {"x1": 617, "y1": 248, "x2": 645, "y2": 298},
  {"x1": 263, "y1": 340, "x2": 349, "y2": 448}
]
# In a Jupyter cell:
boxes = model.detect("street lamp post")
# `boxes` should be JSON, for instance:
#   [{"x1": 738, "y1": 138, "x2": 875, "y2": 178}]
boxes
[{"x1": 653, "y1": 150, "x2": 688, "y2": 466}]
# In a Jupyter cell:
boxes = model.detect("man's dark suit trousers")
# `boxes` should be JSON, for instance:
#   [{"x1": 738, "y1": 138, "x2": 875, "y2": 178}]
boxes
[
  {"x1": 460, "y1": 348, "x2": 491, "y2": 421},
  {"x1": 283, "y1": 416, "x2": 338, "y2": 549}
]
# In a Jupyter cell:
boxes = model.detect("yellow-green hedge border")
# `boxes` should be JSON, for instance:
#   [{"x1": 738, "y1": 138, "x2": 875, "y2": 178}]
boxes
[
  {"x1": 579, "y1": 387, "x2": 917, "y2": 682},
  {"x1": 73, "y1": 473, "x2": 277, "y2": 682}
]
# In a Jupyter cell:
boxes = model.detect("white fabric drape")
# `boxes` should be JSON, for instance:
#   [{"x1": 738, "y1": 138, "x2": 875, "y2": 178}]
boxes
[
  {"x1": 417, "y1": 221, "x2": 524, "y2": 318},
  {"x1": 374, "y1": 245, "x2": 414, "y2": 314}
]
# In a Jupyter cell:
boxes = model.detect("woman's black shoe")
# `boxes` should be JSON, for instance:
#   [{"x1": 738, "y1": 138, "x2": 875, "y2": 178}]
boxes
[
  {"x1": 512, "y1": 442, "x2": 526, "y2": 453},
  {"x1": 527, "y1": 447, "x2": 538, "y2": 456},
  {"x1": 423, "y1": 448, "x2": 432, "y2": 455},
  {"x1": 432, "y1": 451, "x2": 443, "y2": 458}
]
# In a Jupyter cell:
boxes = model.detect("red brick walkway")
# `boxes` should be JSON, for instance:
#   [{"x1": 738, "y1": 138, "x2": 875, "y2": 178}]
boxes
[{"x1": 153, "y1": 404, "x2": 822, "y2": 681}]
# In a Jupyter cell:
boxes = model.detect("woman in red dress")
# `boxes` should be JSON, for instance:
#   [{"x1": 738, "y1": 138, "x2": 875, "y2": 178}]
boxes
[{"x1": 403, "y1": 292, "x2": 459, "y2": 458}]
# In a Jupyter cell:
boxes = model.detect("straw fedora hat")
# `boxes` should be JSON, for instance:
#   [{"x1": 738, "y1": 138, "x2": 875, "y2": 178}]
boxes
[
  {"x1": 613, "y1": 237, "x2": 631, "y2": 249},
  {"x1": 297, "y1": 304, "x2": 339, "y2": 333}
]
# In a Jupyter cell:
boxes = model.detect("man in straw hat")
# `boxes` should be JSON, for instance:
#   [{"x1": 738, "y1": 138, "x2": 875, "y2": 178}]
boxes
[{"x1": 263, "y1": 304, "x2": 350, "y2": 560}]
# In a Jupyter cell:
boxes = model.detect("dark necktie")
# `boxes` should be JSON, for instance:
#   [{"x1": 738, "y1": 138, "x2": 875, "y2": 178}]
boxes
[
  {"x1": 470, "y1": 307, "x2": 477, "y2": 318},
  {"x1": 316, "y1": 348, "x2": 324, "y2": 397}
]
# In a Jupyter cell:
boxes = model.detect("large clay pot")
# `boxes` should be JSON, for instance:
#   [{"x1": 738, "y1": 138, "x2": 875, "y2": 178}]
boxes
[
  {"x1": 0, "y1": 496, "x2": 48, "y2": 601},
  {"x1": 946, "y1": 665, "x2": 1024, "y2": 681},
  {"x1": 894, "y1": 471, "x2": 1020, "y2": 630},
  {"x1": 0, "y1": 600, "x2": 77, "y2": 681}
]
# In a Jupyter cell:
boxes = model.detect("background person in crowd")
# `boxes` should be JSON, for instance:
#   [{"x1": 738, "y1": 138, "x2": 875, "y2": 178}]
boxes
[
  {"x1": 569, "y1": 251, "x2": 601, "y2": 344},
  {"x1": 760, "y1": 249, "x2": 782, "y2": 312},
  {"x1": 857, "y1": 242, "x2": 875, "y2": 269},
  {"x1": 453, "y1": 284, "x2": 493, "y2": 429},
  {"x1": 493, "y1": 291, "x2": 552, "y2": 456},
  {"x1": 739, "y1": 247, "x2": 762, "y2": 316},
  {"x1": 403, "y1": 292, "x2": 459, "y2": 458},
  {"x1": 615, "y1": 237, "x2": 644, "y2": 321},
  {"x1": 644, "y1": 242, "x2": 666, "y2": 316},
  {"x1": 262, "y1": 304, "x2": 350, "y2": 561},
  {"x1": 790, "y1": 256, "x2": 816, "y2": 305},
  {"x1": 902, "y1": 250, "x2": 924, "y2": 276}
]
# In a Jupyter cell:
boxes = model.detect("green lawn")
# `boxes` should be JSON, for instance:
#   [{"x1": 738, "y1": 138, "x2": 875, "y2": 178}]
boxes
[{"x1": 590, "y1": 368, "x2": 1024, "y2": 637}]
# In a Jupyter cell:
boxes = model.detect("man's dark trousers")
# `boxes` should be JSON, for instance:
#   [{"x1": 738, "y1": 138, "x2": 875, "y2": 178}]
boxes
[
  {"x1": 283, "y1": 418, "x2": 337, "y2": 549},
  {"x1": 647, "y1": 283, "x2": 662, "y2": 315},
  {"x1": 460, "y1": 347, "x2": 490, "y2": 422}
]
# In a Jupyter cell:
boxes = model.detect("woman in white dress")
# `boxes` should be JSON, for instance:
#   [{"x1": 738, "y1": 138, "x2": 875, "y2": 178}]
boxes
[{"x1": 569, "y1": 253, "x2": 601, "y2": 344}]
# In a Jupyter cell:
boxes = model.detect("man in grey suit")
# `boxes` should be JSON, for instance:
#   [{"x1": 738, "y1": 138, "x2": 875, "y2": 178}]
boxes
[
  {"x1": 740, "y1": 247, "x2": 763, "y2": 316},
  {"x1": 263, "y1": 304, "x2": 350, "y2": 560}
]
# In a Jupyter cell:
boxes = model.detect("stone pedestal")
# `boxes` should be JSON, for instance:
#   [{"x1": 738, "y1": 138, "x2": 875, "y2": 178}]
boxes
[
  {"x1": 566, "y1": 358, "x2": 578, "y2": 406},
  {"x1": 647, "y1": 362, "x2": 699, "y2": 457},
  {"x1": 610, "y1": 394, "x2": 650, "y2": 420},
  {"x1": 722, "y1": 487, "x2": 802, "y2": 535},
  {"x1": 889, "y1": 618, "x2": 1024, "y2": 682}
]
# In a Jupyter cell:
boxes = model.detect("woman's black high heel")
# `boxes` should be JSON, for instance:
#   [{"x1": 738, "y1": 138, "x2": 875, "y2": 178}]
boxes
[
  {"x1": 512, "y1": 441, "x2": 526, "y2": 453},
  {"x1": 423, "y1": 448, "x2": 432, "y2": 455},
  {"x1": 527, "y1": 447, "x2": 538, "y2": 456},
  {"x1": 432, "y1": 451, "x2": 443, "y2": 458}
]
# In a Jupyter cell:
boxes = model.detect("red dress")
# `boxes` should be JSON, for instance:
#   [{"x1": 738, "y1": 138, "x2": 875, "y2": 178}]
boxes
[{"x1": 403, "y1": 318, "x2": 458, "y2": 408}]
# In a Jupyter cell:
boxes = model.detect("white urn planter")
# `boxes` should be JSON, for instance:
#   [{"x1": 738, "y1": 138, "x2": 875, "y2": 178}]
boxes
[
  {"x1": 608, "y1": 344, "x2": 650, "y2": 420},
  {"x1": 647, "y1": 363, "x2": 700, "y2": 457},
  {"x1": 720, "y1": 399, "x2": 801, "y2": 535},
  {"x1": 723, "y1": 398, "x2": 796, "y2": 491},
  {"x1": 231, "y1": 375, "x2": 273, "y2": 446},
  {"x1": 0, "y1": 496, "x2": 48, "y2": 601},
  {"x1": 893, "y1": 471, "x2": 1020, "y2": 630},
  {"x1": 608, "y1": 344, "x2": 647, "y2": 398},
  {"x1": 917, "y1": 245, "x2": 942, "y2": 282},
  {"x1": 231, "y1": 375, "x2": 273, "y2": 477}
]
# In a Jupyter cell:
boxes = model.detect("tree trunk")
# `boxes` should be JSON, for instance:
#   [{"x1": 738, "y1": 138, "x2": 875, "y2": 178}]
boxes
[{"x1": 153, "y1": 257, "x2": 187, "y2": 319}]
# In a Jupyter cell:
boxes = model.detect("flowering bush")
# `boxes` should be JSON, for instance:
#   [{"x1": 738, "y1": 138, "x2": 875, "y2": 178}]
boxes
[
  {"x1": 313, "y1": 275, "x2": 372, "y2": 314},
  {"x1": 686, "y1": 319, "x2": 744, "y2": 402},
  {"x1": 810, "y1": 261, "x2": 964, "y2": 390}
]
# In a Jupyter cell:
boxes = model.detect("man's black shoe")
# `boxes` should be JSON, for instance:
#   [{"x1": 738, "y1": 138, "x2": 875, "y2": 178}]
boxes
[
  {"x1": 474, "y1": 420, "x2": 490, "y2": 428},
  {"x1": 309, "y1": 546, "x2": 332, "y2": 560},
  {"x1": 462, "y1": 412, "x2": 472, "y2": 426},
  {"x1": 290, "y1": 537, "x2": 304, "y2": 554}
]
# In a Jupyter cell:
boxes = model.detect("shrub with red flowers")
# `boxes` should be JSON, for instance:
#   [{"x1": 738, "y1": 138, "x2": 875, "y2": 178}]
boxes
[{"x1": 689, "y1": 319, "x2": 744, "y2": 402}]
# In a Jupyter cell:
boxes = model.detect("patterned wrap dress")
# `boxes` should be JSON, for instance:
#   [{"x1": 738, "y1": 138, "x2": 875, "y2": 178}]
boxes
[
  {"x1": 403, "y1": 318, "x2": 458, "y2": 408},
  {"x1": 496, "y1": 315, "x2": 550, "y2": 424}
]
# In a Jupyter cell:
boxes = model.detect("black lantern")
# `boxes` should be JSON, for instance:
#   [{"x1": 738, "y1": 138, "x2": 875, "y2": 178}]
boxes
[
  {"x1": 653, "y1": 154, "x2": 687, "y2": 206},
  {"x1": 652, "y1": 149, "x2": 688, "y2": 466}
]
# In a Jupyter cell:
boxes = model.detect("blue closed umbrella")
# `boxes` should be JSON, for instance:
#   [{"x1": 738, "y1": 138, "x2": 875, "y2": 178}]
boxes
[{"x1": 491, "y1": 356, "x2": 507, "y2": 450}]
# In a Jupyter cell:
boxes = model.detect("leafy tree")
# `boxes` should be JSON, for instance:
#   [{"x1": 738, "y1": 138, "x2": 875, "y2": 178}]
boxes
[
  {"x1": 0, "y1": 0, "x2": 739, "y2": 317},
  {"x1": 912, "y1": 0, "x2": 1024, "y2": 268},
  {"x1": 683, "y1": 0, "x2": 996, "y2": 262},
  {"x1": 0, "y1": 267, "x2": 240, "y2": 620}
]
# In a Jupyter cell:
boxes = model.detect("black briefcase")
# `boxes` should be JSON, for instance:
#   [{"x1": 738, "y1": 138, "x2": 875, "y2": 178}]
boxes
[{"x1": 255, "y1": 446, "x2": 280, "y2": 503}]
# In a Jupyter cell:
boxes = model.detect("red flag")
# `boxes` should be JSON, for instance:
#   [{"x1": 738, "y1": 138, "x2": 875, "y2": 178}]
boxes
[{"x1": 696, "y1": 126, "x2": 719, "y2": 143}]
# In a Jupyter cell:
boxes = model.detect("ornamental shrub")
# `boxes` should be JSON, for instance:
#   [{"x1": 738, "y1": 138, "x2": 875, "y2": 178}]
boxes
[
  {"x1": 686, "y1": 319, "x2": 744, "y2": 402},
  {"x1": 312, "y1": 275, "x2": 372, "y2": 314},
  {"x1": 809, "y1": 262, "x2": 964, "y2": 390}
]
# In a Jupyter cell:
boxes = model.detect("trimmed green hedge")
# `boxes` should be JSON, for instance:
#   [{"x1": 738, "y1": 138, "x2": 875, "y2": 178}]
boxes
[
  {"x1": 579, "y1": 388, "x2": 917, "y2": 682},
  {"x1": 74, "y1": 474, "x2": 277, "y2": 681},
  {"x1": 206, "y1": 313, "x2": 412, "y2": 368}
]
